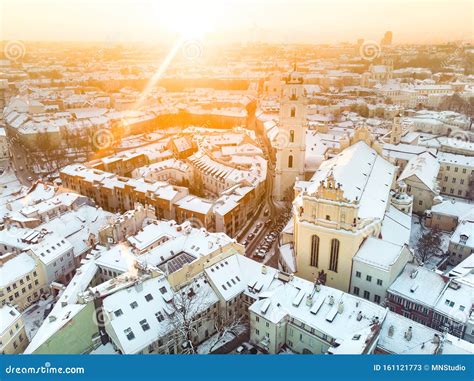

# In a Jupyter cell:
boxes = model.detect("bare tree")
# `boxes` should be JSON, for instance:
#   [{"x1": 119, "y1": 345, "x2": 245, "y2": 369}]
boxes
[
  {"x1": 165, "y1": 282, "x2": 216, "y2": 354},
  {"x1": 207, "y1": 311, "x2": 247, "y2": 353},
  {"x1": 416, "y1": 227, "x2": 444, "y2": 263}
]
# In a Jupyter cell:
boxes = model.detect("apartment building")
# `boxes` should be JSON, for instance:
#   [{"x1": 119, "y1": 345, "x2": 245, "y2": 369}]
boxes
[
  {"x1": 0, "y1": 305, "x2": 29, "y2": 354},
  {"x1": 0, "y1": 252, "x2": 47, "y2": 311}
]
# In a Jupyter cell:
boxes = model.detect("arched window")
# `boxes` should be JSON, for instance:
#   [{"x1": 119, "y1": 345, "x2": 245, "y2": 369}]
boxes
[
  {"x1": 310, "y1": 235, "x2": 319, "y2": 267},
  {"x1": 289, "y1": 130, "x2": 294, "y2": 143},
  {"x1": 329, "y1": 239, "x2": 340, "y2": 272},
  {"x1": 288, "y1": 155, "x2": 293, "y2": 168},
  {"x1": 290, "y1": 107, "x2": 296, "y2": 118}
]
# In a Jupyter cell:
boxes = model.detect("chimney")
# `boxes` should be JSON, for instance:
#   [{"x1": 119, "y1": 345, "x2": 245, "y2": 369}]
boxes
[
  {"x1": 388, "y1": 325, "x2": 394, "y2": 337},
  {"x1": 328, "y1": 295, "x2": 334, "y2": 305},
  {"x1": 337, "y1": 300, "x2": 344, "y2": 314},
  {"x1": 404, "y1": 326, "x2": 413, "y2": 341},
  {"x1": 306, "y1": 295, "x2": 313, "y2": 307},
  {"x1": 261, "y1": 265, "x2": 267, "y2": 274}
]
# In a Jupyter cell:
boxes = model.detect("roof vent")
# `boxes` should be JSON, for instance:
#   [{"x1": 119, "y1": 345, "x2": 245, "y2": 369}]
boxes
[
  {"x1": 388, "y1": 325, "x2": 394, "y2": 337},
  {"x1": 337, "y1": 300, "x2": 344, "y2": 314},
  {"x1": 328, "y1": 295, "x2": 335, "y2": 305},
  {"x1": 404, "y1": 326, "x2": 412, "y2": 341}
]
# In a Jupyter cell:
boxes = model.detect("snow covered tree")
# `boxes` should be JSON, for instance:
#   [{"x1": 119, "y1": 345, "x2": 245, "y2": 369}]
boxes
[
  {"x1": 415, "y1": 228, "x2": 443, "y2": 263},
  {"x1": 164, "y1": 281, "x2": 217, "y2": 354},
  {"x1": 207, "y1": 311, "x2": 248, "y2": 353}
]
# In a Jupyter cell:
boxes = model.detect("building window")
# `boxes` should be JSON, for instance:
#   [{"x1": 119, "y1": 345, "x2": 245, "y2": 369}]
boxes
[
  {"x1": 329, "y1": 239, "x2": 339, "y2": 272},
  {"x1": 363, "y1": 291, "x2": 370, "y2": 300},
  {"x1": 124, "y1": 328, "x2": 135, "y2": 340},
  {"x1": 290, "y1": 107, "x2": 296, "y2": 118},
  {"x1": 288, "y1": 155, "x2": 293, "y2": 168},
  {"x1": 145, "y1": 293, "x2": 153, "y2": 302},
  {"x1": 140, "y1": 319, "x2": 150, "y2": 331},
  {"x1": 255, "y1": 329, "x2": 260, "y2": 335},
  {"x1": 366, "y1": 275, "x2": 372, "y2": 282},
  {"x1": 355, "y1": 271, "x2": 361, "y2": 278},
  {"x1": 155, "y1": 311, "x2": 165, "y2": 322},
  {"x1": 374, "y1": 295, "x2": 381, "y2": 304},
  {"x1": 377, "y1": 279, "x2": 383, "y2": 286},
  {"x1": 290, "y1": 130, "x2": 294, "y2": 143},
  {"x1": 310, "y1": 235, "x2": 319, "y2": 267},
  {"x1": 353, "y1": 287, "x2": 360, "y2": 296}
]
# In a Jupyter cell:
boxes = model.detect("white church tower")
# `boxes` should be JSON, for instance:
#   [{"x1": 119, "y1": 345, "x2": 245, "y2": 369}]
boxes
[{"x1": 273, "y1": 67, "x2": 307, "y2": 201}]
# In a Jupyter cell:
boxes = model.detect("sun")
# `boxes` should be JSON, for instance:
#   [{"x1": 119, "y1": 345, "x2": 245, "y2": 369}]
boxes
[{"x1": 152, "y1": 0, "x2": 222, "y2": 39}]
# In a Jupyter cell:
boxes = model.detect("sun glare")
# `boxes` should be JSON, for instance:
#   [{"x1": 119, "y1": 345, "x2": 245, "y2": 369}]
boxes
[{"x1": 152, "y1": 0, "x2": 222, "y2": 39}]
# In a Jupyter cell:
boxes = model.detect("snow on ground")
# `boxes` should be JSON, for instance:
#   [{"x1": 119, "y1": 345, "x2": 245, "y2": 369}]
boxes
[
  {"x1": 409, "y1": 215, "x2": 451, "y2": 270},
  {"x1": 197, "y1": 325, "x2": 248, "y2": 354},
  {"x1": 89, "y1": 342, "x2": 117, "y2": 354},
  {"x1": 23, "y1": 296, "x2": 54, "y2": 340}
]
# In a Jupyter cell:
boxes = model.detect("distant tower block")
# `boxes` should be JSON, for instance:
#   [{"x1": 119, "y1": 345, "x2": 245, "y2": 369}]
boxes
[
  {"x1": 390, "y1": 115, "x2": 403, "y2": 145},
  {"x1": 381, "y1": 31, "x2": 393, "y2": 46},
  {"x1": 273, "y1": 66, "x2": 307, "y2": 201}
]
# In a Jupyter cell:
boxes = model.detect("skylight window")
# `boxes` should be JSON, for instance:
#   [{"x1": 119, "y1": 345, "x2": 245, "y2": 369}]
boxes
[
  {"x1": 140, "y1": 319, "x2": 150, "y2": 331},
  {"x1": 114, "y1": 309, "x2": 123, "y2": 317},
  {"x1": 145, "y1": 293, "x2": 153, "y2": 302},
  {"x1": 124, "y1": 328, "x2": 135, "y2": 340},
  {"x1": 130, "y1": 301, "x2": 138, "y2": 309},
  {"x1": 159, "y1": 286, "x2": 167, "y2": 295}
]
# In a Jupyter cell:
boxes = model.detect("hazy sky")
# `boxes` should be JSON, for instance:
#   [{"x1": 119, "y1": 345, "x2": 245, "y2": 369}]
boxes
[{"x1": 1, "y1": 0, "x2": 472, "y2": 44}]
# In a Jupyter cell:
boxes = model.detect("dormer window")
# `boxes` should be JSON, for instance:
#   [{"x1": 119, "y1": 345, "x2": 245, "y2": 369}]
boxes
[{"x1": 290, "y1": 106, "x2": 296, "y2": 117}]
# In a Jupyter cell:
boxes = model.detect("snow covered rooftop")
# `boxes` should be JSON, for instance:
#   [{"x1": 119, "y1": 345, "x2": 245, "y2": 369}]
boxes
[
  {"x1": 399, "y1": 152, "x2": 440, "y2": 193},
  {"x1": 0, "y1": 305, "x2": 22, "y2": 335},
  {"x1": 102, "y1": 274, "x2": 218, "y2": 354},
  {"x1": 0, "y1": 252, "x2": 36, "y2": 287},
  {"x1": 249, "y1": 275, "x2": 387, "y2": 342},
  {"x1": 28, "y1": 234, "x2": 73, "y2": 265},
  {"x1": 388, "y1": 263, "x2": 448, "y2": 308},
  {"x1": 430, "y1": 199, "x2": 474, "y2": 219},
  {"x1": 450, "y1": 220, "x2": 474, "y2": 249},
  {"x1": 378, "y1": 311, "x2": 472, "y2": 354},
  {"x1": 381, "y1": 205, "x2": 411, "y2": 246},
  {"x1": 354, "y1": 237, "x2": 406, "y2": 271},
  {"x1": 301, "y1": 141, "x2": 396, "y2": 221},
  {"x1": 25, "y1": 259, "x2": 99, "y2": 354}
]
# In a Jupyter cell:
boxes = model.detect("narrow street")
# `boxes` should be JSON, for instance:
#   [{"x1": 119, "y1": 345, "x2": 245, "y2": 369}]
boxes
[{"x1": 6, "y1": 131, "x2": 35, "y2": 186}]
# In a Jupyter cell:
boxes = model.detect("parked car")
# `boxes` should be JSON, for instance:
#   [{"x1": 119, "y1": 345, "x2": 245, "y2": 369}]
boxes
[{"x1": 247, "y1": 233, "x2": 255, "y2": 240}]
